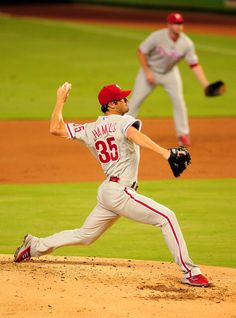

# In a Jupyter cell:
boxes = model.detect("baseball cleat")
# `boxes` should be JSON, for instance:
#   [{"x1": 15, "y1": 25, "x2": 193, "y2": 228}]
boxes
[
  {"x1": 14, "y1": 234, "x2": 33, "y2": 262},
  {"x1": 181, "y1": 274, "x2": 210, "y2": 287},
  {"x1": 178, "y1": 135, "x2": 191, "y2": 147}
]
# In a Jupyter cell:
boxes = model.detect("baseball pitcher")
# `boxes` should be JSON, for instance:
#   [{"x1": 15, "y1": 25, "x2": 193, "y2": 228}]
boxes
[{"x1": 14, "y1": 82, "x2": 210, "y2": 287}]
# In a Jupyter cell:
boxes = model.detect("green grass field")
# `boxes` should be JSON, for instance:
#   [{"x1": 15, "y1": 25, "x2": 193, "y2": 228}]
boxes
[
  {"x1": 0, "y1": 15, "x2": 236, "y2": 119},
  {"x1": 0, "y1": 179, "x2": 235, "y2": 267}
]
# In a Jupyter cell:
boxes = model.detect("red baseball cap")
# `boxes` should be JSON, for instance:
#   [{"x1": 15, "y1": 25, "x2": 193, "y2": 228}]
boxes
[
  {"x1": 167, "y1": 12, "x2": 184, "y2": 24},
  {"x1": 98, "y1": 84, "x2": 132, "y2": 105}
]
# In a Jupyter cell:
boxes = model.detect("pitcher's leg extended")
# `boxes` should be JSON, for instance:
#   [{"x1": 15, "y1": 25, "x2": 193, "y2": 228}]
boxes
[
  {"x1": 15, "y1": 205, "x2": 119, "y2": 259},
  {"x1": 121, "y1": 188, "x2": 201, "y2": 278}
]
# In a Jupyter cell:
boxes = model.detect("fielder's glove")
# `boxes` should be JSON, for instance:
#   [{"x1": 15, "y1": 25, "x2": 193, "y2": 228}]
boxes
[
  {"x1": 168, "y1": 147, "x2": 191, "y2": 177},
  {"x1": 204, "y1": 80, "x2": 225, "y2": 97}
]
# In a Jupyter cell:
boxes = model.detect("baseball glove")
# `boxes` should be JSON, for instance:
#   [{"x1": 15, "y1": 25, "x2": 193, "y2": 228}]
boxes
[
  {"x1": 204, "y1": 80, "x2": 225, "y2": 97},
  {"x1": 168, "y1": 147, "x2": 191, "y2": 177}
]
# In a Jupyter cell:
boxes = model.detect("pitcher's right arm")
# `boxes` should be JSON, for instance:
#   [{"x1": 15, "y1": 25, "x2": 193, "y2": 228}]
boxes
[{"x1": 50, "y1": 82, "x2": 71, "y2": 138}]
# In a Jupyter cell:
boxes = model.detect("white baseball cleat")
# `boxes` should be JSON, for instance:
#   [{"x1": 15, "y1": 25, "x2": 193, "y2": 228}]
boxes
[{"x1": 14, "y1": 234, "x2": 33, "y2": 262}]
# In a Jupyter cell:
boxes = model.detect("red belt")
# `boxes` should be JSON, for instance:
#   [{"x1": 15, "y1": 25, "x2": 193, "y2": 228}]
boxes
[
  {"x1": 109, "y1": 176, "x2": 138, "y2": 191},
  {"x1": 109, "y1": 176, "x2": 120, "y2": 183}
]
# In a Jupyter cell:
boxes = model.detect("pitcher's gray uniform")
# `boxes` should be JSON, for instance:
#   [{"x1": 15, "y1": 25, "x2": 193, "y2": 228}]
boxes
[
  {"x1": 14, "y1": 82, "x2": 211, "y2": 286},
  {"x1": 128, "y1": 28, "x2": 198, "y2": 138},
  {"x1": 25, "y1": 114, "x2": 200, "y2": 279}
]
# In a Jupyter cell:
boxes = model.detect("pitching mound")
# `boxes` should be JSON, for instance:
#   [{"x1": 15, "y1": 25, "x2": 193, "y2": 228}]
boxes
[{"x1": 1, "y1": 254, "x2": 235, "y2": 318}]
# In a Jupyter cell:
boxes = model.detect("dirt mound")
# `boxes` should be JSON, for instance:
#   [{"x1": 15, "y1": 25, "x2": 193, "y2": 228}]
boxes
[{"x1": 1, "y1": 254, "x2": 235, "y2": 318}]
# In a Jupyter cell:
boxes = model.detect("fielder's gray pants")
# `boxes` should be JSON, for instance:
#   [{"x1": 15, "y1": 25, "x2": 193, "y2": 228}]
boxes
[{"x1": 128, "y1": 67, "x2": 189, "y2": 137}]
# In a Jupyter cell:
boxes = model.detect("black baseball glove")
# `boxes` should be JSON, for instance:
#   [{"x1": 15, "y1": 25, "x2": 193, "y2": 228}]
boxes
[
  {"x1": 205, "y1": 80, "x2": 225, "y2": 97},
  {"x1": 168, "y1": 147, "x2": 191, "y2": 177}
]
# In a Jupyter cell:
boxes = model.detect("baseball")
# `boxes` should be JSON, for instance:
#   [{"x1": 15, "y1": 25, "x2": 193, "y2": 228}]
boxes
[{"x1": 63, "y1": 83, "x2": 71, "y2": 90}]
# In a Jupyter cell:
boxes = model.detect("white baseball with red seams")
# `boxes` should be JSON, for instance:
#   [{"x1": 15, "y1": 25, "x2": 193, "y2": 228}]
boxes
[
  {"x1": 29, "y1": 114, "x2": 201, "y2": 279},
  {"x1": 63, "y1": 82, "x2": 71, "y2": 89}
]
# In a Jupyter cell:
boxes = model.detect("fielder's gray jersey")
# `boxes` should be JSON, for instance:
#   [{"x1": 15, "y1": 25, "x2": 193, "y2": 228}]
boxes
[
  {"x1": 139, "y1": 28, "x2": 198, "y2": 74},
  {"x1": 66, "y1": 115, "x2": 142, "y2": 185}
]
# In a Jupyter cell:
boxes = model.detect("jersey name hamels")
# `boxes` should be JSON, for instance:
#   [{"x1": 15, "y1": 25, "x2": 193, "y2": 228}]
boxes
[{"x1": 91, "y1": 123, "x2": 117, "y2": 140}]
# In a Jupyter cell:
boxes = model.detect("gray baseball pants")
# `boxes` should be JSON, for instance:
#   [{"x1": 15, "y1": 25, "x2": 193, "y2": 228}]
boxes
[
  {"x1": 128, "y1": 67, "x2": 189, "y2": 137},
  {"x1": 30, "y1": 180, "x2": 201, "y2": 278}
]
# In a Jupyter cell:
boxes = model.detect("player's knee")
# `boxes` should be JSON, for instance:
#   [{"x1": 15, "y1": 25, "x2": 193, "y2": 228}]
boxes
[
  {"x1": 173, "y1": 96, "x2": 185, "y2": 108},
  {"x1": 166, "y1": 209, "x2": 177, "y2": 219},
  {"x1": 76, "y1": 238, "x2": 92, "y2": 246},
  {"x1": 160, "y1": 209, "x2": 177, "y2": 226},
  {"x1": 81, "y1": 239, "x2": 92, "y2": 246},
  {"x1": 74, "y1": 229, "x2": 96, "y2": 246},
  {"x1": 80, "y1": 236, "x2": 95, "y2": 246}
]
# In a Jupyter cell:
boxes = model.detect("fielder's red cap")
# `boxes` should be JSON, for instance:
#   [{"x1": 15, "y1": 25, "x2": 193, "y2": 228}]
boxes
[
  {"x1": 98, "y1": 84, "x2": 132, "y2": 105},
  {"x1": 167, "y1": 12, "x2": 184, "y2": 24}
]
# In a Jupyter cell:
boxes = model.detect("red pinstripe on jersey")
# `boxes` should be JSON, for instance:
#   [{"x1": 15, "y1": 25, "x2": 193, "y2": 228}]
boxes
[
  {"x1": 66, "y1": 123, "x2": 74, "y2": 139},
  {"x1": 124, "y1": 188, "x2": 192, "y2": 275}
]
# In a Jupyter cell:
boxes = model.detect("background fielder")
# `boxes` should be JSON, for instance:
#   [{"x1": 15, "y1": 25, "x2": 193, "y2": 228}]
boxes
[
  {"x1": 14, "y1": 82, "x2": 210, "y2": 287},
  {"x1": 128, "y1": 12, "x2": 210, "y2": 147}
]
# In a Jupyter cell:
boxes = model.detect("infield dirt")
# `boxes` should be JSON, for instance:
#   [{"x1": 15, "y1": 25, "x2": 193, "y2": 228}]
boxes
[
  {"x1": 1, "y1": 118, "x2": 236, "y2": 183},
  {"x1": 0, "y1": 4, "x2": 235, "y2": 318},
  {"x1": 1, "y1": 255, "x2": 236, "y2": 318}
]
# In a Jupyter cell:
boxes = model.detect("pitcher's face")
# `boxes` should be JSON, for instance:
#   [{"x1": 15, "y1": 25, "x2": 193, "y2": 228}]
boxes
[{"x1": 113, "y1": 98, "x2": 129, "y2": 115}]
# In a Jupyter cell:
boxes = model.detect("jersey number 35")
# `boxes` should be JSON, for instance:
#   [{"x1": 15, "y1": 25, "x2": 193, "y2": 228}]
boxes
[{"x1": 95, "y1": 137, "x2": 119, "y2": 164}]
